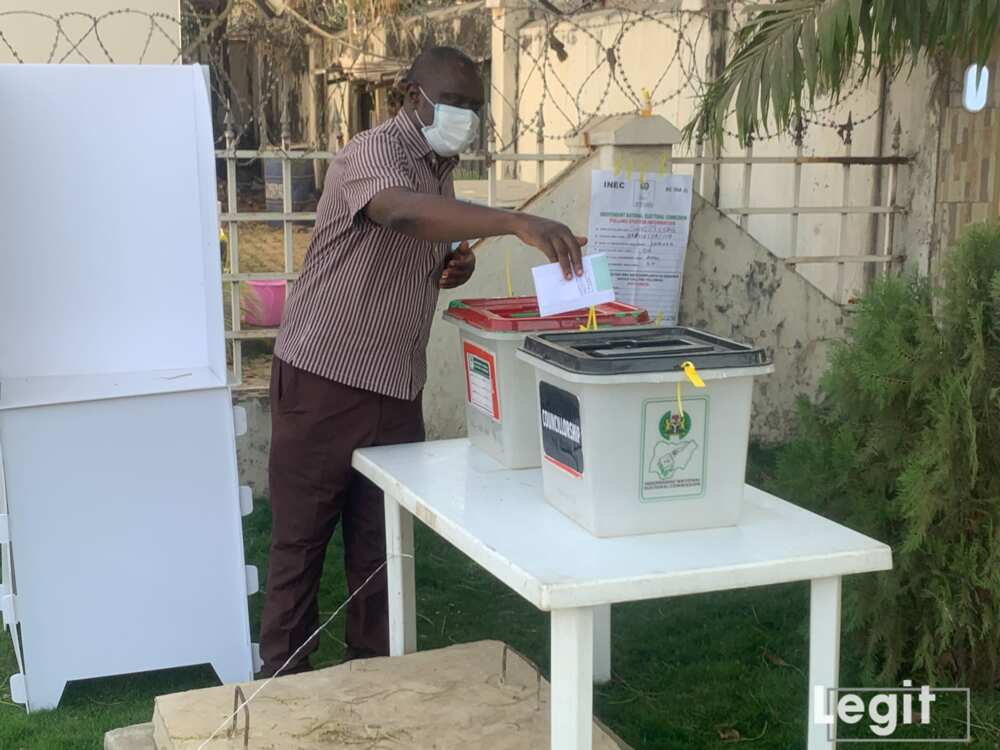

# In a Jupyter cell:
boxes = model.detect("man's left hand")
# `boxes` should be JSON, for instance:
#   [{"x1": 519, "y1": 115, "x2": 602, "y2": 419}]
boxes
[{"x1": 439, "y1": 241, "x2": 476, "y2": 289}]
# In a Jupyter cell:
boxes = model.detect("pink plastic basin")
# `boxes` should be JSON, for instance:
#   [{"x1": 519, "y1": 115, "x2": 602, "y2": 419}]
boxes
[{"x1": 242, "y1": 280, "x2": 287, "y2": 327}]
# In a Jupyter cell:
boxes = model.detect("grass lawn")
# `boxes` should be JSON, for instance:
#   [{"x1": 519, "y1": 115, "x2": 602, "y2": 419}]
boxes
[{"x1": 1, "y1": 451, "x2": 998, "y2": 748}]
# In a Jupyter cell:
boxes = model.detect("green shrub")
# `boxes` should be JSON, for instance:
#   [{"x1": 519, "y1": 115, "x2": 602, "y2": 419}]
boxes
[{"x1": 773, "y1": 221, "x2": 1000, "y2": 688}]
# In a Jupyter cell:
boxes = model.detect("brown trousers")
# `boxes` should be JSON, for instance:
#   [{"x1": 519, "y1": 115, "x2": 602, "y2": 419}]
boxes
[{"x1": 259, "y1": 358, "x2": 425, "y2": 674}]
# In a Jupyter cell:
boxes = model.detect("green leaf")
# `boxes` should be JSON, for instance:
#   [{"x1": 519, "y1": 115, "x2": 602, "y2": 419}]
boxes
[
  {"x1": 834, "y1": 0, "x2": 851, "y2": 40},
  {"x1": 734, "y1": 58, "x2": 757, "y2": 141},
  {"x1": 856, "y1": 2, "x2": 874, "y2": 77},
  {"x1": 781, "y1": 27, "x2": 798, "y2": 123},
  {"x1": 801, "y1": 11, "x2": 819, "y2": 98},
  {"x1": 759, "y1": 45, "x2": 773, "y2": 123},
  {"x1": 817, "y1": 2, "x2": 839, "y2": 73},
  {"x1": 685, "y1": 0, "x2": 1000, "y2": 149},
  {"x1": 849, "y1": 0, "x2": 863, "y2": 29},
  {"x1": 910, "y1": 0, "x2": 924, "y2": 58},
  {"x1": 977, "y1": 0, "x2": 1000, "y2": 64}
]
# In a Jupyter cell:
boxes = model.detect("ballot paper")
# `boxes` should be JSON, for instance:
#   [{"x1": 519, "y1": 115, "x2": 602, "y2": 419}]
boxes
[
  {"x1": 586, "y1": 170, "x2": 693, "y2": 324},
  {"x1": 531, "y1": 252, "x2": 615, "y2": 317}
]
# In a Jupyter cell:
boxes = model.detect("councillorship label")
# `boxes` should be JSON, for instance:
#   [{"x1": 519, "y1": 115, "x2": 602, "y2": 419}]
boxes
[
  {"x1": 539, "y1": 382, "x2": 583, "y2": 477},
  {"x1": 641, "y1": 397, "x2": 708, "y2": 501}
]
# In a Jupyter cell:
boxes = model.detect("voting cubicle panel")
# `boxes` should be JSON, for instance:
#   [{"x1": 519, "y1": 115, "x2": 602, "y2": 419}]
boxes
[{"x1": 0, "y1": 65, "x2": 256, "y2": 711}]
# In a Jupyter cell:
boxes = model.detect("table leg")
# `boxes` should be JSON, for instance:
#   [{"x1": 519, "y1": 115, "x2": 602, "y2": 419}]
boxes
[
  {"x1": 807, "y1": 576, "x2": 842, "y2": 750},
  {"x1": 593, "y1": 604, "x2": 611, "y2": 685},
  {"x1": 384, "y1": 493, "x2": 416, "y2": 657},
  {"x1": 551, "y1": 607, "x2": 594, "y2": 750}
]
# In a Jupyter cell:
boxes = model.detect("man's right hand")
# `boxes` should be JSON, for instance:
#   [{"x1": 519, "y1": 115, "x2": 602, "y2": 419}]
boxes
[{"x1": 510, "y1": 214, "x2": 588, "y2": 280}]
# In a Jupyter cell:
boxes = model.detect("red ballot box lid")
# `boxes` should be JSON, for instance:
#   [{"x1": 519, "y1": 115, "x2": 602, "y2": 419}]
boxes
[{"x1": 445, "y1": 296, "x2": 650, "y2": 332}]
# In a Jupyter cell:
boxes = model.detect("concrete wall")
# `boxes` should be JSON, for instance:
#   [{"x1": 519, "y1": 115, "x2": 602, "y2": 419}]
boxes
[
  {"x1": 882, "y1": 60, "x2": 944, "y2": 279},
  {"x1": 0, "y1": 1, "x2": 182, "y2": 64},
  {"x1": 511, "y1": 2, "x2": 707, "y2": 157},
  {"x1": 507, "y1": 4, "x2": 945, "y2": 305},
  {"x1": 713, "y1": 83, "x2": 882, "y2": 302},
  {"x1": 932, "y1": 44, "x2": 1000, "y2": 280},
  {"x1": 681, "y1": 196, "x2": 845, "y2": 442}
]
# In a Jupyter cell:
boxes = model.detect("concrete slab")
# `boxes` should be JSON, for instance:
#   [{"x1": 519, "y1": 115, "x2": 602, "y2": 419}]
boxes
[
  {"x1": 104, "y1": 723, "x2": 155, "y2": 750},
  {"x1": 152, "y1": 640, "x2": 629, "y2": 749}
]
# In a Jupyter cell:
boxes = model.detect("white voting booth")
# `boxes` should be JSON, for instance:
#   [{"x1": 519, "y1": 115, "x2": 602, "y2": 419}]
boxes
[{"x1": 0, "y1": 65, "x2": 257, "y2": 711}]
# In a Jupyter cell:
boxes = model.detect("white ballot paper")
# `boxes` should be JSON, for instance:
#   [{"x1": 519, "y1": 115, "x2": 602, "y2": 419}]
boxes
[
  {"x1": 586, "y1": 170, "x2": 693, "y2": 324},
  {"x1": 531, "y1": 252, "x2": 615, "y2": 317}
]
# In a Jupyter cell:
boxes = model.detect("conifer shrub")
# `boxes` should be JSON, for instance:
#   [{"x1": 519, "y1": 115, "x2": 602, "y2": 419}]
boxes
[{"x1": 773, "y1": 221, "x2": 1000, "y2": 687}]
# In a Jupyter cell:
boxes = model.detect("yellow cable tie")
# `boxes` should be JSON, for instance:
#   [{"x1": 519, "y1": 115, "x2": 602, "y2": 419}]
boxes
[
  {"x1": 504, "y1": 249, "x2": 513, "y2": 297},
  {"x1": 675, "y1": 379, "x2": 683, "y2": 419},
  {"x1": 681, "y1": 360, "x2": 706, "y2": 388},
  {"x1": 640, "y1": 88, "x2": 653, "y2": 117},
  {"x1": 658, "y1": 151, "x2": 669, "y2": 176}
]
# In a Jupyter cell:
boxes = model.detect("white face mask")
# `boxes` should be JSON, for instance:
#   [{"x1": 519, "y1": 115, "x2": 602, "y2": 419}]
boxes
[{"x1": 416, "y1": 87, "x2": 480, "y2": 157}]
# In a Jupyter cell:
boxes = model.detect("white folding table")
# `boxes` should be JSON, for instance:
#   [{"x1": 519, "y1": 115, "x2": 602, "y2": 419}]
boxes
[{"x1": 353, "y1": 439, "x2": 893, "y2": 750}]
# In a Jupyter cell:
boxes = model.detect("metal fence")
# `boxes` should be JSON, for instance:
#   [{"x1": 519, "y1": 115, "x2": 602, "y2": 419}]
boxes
[
  {"x1": 693, "y1": 120, "x2": 909, "y2": 303},
  {"x1": 218, "y1": 106, "x2": 577, "y2": 386},
  {"x1": 2, "y1": 4, "x2": 913, "y2": 387},
  {"x1": 220, "y1": 117, "x2": 910, "y2": 388}
]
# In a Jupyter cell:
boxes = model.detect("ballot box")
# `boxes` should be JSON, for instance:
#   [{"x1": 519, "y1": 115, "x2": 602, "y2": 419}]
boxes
[
  {"x1": 444, "y1": 298, "x2": 649, "y2": 468},
  {"x1": 0, "y1": 65, "x2": 256, "y2": 710},
  {"x1": 518, "y1": 327, "x2": 773, "y2": 537}
]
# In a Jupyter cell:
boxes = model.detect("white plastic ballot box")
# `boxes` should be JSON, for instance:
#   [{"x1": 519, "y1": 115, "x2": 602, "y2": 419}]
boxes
[
  {"x1": 518, "y1": 327, "x2": 774, "y2": 537},
  {"x1": 0, "y1": 65, "x2": 257, "y2": 711},
  {"x1": 443, "y1": 297, "x2": 650, "y2": 468}
]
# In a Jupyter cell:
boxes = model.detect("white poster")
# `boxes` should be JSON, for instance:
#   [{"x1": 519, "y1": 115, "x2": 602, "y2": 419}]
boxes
[{"x1": 586, "y1": 170, "x2": 694, "y2": 324}]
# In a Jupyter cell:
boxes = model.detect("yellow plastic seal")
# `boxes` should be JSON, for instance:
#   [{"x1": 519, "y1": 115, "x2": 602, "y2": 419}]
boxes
[{"x1": 681, "y1": 360, "x2": 705, "y2": 388}]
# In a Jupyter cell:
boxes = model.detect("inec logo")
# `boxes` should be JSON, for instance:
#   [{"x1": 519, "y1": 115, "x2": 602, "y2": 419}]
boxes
[{"x1": 658, "y1": 410, "x2": 692, "y2": 440}]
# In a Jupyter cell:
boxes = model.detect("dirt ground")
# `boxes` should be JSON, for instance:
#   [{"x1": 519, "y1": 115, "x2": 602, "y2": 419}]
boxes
[
  {"x1": 237, "y1": 344, "x2": 276, "y2": 388},
  {"x1": 227, "y1": 221, "x2": 314, "y2": 273}
]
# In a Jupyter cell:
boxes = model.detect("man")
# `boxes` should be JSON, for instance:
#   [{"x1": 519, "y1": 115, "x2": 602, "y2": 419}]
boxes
[{"x1": 258, "y1": 46, "x2": 586, "y2": 677}]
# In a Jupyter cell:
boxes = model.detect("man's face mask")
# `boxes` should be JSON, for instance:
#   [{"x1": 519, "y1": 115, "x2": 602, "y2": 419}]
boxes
[{"x1": 416, "y1": 87, "x2": 480, "y2": 157}]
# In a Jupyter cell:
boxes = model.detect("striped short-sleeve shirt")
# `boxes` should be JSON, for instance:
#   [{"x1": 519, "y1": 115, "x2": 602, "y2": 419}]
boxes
[{"x1": 274, "y1": 111, "x2": 457, "y2": 401}]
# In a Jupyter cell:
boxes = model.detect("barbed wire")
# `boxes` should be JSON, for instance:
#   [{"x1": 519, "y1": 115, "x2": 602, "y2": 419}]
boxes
[{"x1": 0, "y1": 0, "x2": 883, "y2": 154}]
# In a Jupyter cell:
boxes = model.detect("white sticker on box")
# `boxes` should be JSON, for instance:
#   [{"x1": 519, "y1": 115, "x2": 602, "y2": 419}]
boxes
[
  {"x1": 640, "y1": 397, "x2": 708, "y2": 501},
  {"x1": 463, "y1": 341, "x2": 500, "y2": 422}
]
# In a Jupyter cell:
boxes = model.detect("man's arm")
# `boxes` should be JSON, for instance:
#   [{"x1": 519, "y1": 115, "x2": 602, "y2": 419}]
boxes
[{"x1": 366, "y1": 187, "x2": 586, "y2": 280}]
